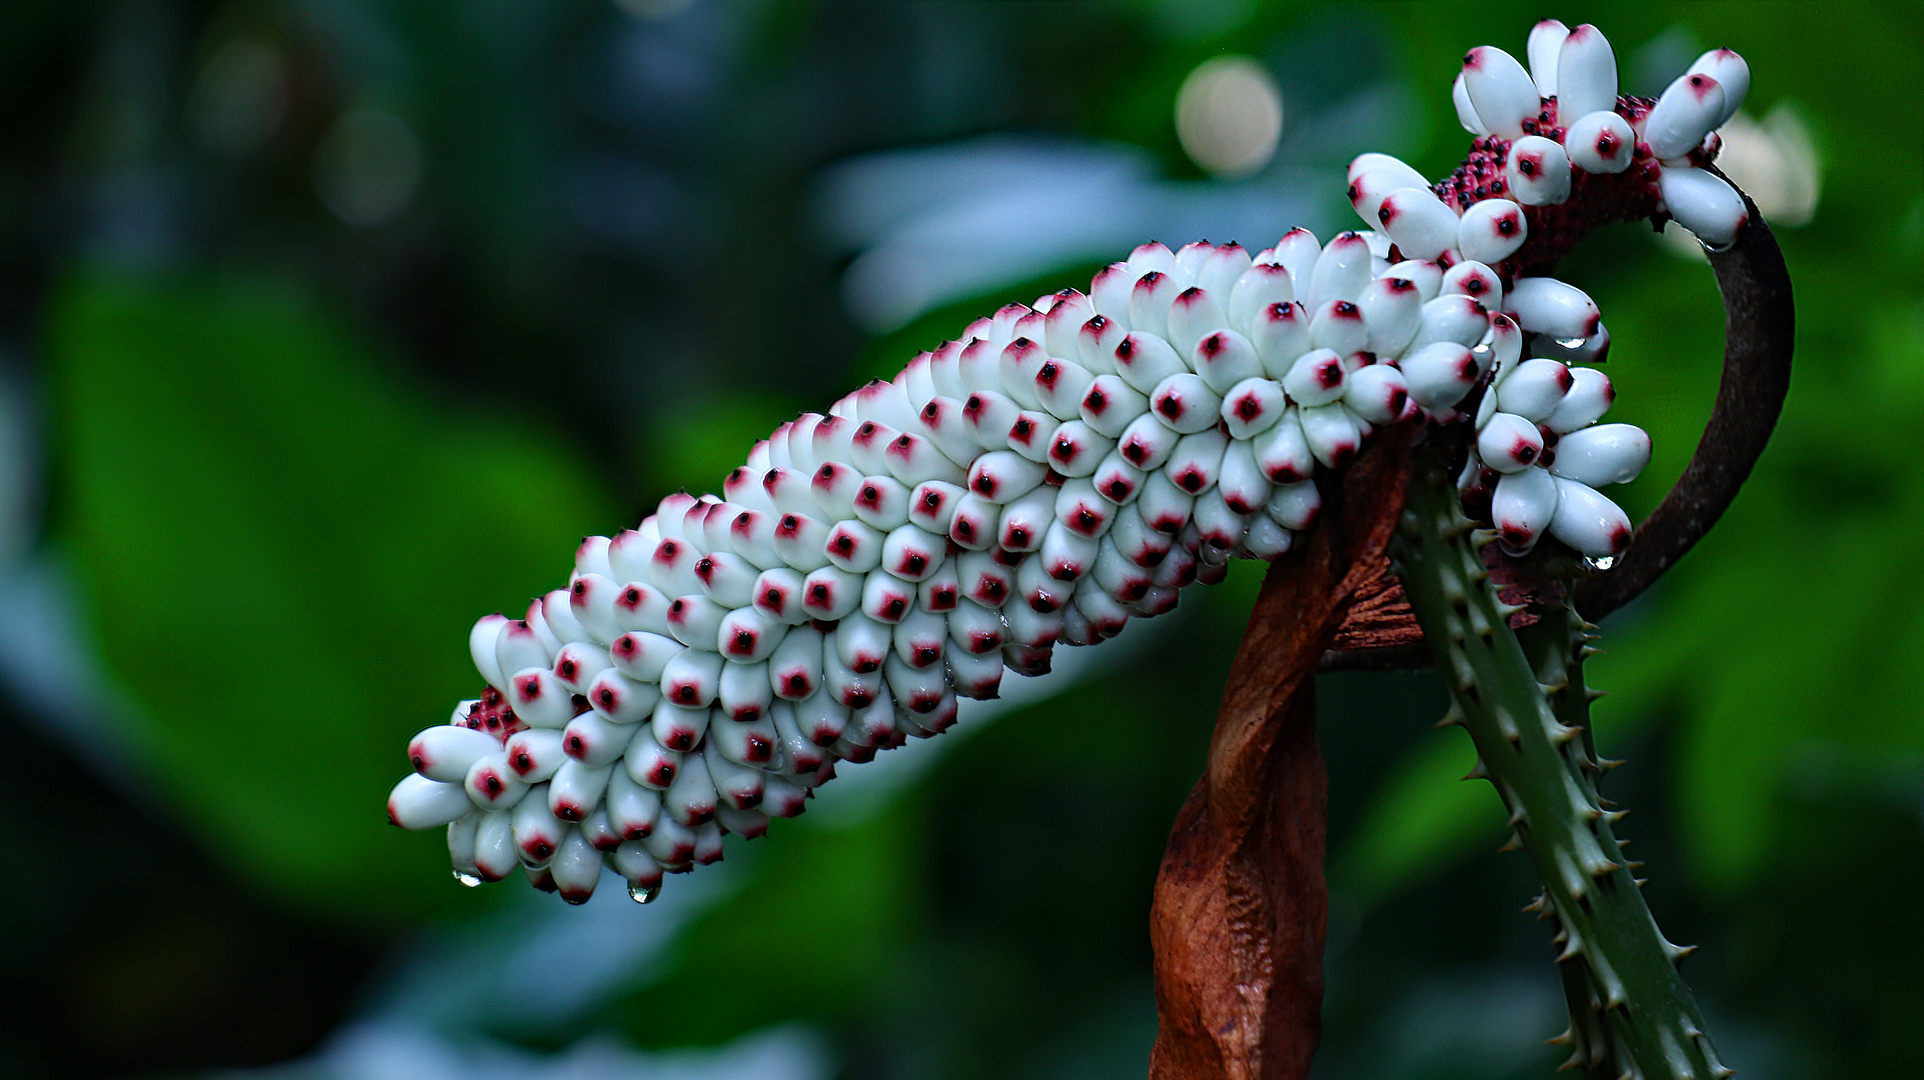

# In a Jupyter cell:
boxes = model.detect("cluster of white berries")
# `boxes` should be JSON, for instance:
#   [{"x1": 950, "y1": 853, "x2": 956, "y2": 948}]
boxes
[
  {"x1": 386, "y1": 23, "x2": 1742, "y2": 904},
  {"x1": 1447, "y1": 21, "x2": 1750, "y2": 245}
]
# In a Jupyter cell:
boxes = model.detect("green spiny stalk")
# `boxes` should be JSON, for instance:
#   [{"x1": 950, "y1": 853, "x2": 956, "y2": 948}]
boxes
[{"x1": 1391, "y1": 441, "x2": 1731, "y2": 1080}]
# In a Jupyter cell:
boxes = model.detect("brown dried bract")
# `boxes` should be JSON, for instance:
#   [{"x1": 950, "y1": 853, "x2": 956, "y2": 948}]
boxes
[{"x1": 1147, "y1": 427, "x2": 1414, "y2": 1080}]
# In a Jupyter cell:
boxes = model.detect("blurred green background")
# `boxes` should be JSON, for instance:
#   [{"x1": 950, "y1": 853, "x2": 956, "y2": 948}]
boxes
[{"x1": 0, "y1": 1, "x2": 1917, "y2": 1077}]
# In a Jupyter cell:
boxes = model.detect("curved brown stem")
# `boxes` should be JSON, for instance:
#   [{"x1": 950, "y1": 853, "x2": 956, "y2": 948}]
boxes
[
  {"x1": 1324, "y1": 176, "x2": 1794, "y2": 668},
  {"x1": 1572, "y1": 176, "x2": 1794, "y2": 617}
]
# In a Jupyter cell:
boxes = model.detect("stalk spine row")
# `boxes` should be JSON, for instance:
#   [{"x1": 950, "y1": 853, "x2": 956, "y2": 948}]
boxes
[{"x1": 1393, "y1": 442, "x2": 1729, "y2": 1080}]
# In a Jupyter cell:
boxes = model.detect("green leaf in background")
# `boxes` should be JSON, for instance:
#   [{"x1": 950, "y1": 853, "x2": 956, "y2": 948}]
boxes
[
  {"x1": 613, "y1": 805, "x2": 920, "y2": 1048},
  {"x1": 646, "y1": 391, "x2": 804, "y2": 499},
  {"x1": 1601, "y1": 294, "x2": 1924, "y2": 893},
  {"x1": 1333, "y1": 728, "x2": 1501, "y2": 908},
  {"x1": 51, "y1": 271, "x2": 614, "y2": 923}
]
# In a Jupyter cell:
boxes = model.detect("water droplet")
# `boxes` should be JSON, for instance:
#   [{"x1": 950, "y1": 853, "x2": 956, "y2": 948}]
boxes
[
  {"x1": 1555, "y1": 336, "x2": 1587, "y2": 349},
  {"x1": 452, "y1": 870, "x2": 484, "y2": 887},
  {"x1": 1584, "y1": 555, "x2": 1617, "y2": 571},
  {"x1": 628, "y1": 880, "x2": 663, "y2": 905}
]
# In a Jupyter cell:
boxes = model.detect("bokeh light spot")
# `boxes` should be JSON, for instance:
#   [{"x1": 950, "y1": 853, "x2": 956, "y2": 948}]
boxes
[
  {"x1": 1174, "y1": 56, "x2": 1282, "y2": 179},
  {"x1": 312, "y1": 109, "x2": 423, "y2": 228}
]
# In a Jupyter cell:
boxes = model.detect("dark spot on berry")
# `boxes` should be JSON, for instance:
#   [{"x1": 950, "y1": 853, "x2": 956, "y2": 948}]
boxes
[
  {"x1": 906, "y1": 554, "x2": 926, "y2": 573},
  {"x1": 735, "y1": 630, "x2": 754, "y2": 651},
  {"x1": 1077, "y1": 508, "x2": 1097, "y2": 528},
  {"x1": 895, "y1": 434, "x2": 913, "y2": 449},
  {"x1": 786, "y1": 675, "x2": 806, "y2": 693},
  {"x1": 1497, "y1": 217, "x2": 1518, "y2": 236},
  {"x1": 1086, "y1": 390, "x2": 1106, "y2": 412},
  {"x1": 781, "y1": 515, "x2": 798, "y2": 529},
  {"x1": 1115, "y1": 338, "x2": 1135, "y2": 359},
  {"x1": 834, "y1": 536, "x2": 854, "y2": 554},
  {"x1": 1039, "y1": 362, "x2": 1058, "y2": 383},
  {"x1": 1107, "y1": 480, "x2": 1129, "y2": 499},
  {"x1": 923, "y1": 402, "x2": 938, "y2": 418},
  {"x1": 598, "y1": 689, "x2": 614, "y2": 706},
  {"x1": 1158, "y1": 397, "x2": 1181, "y2": 419},
  {"x1": 560, "y1": 660, "x2": 576, "y2": 677},
  {"x1": 1178, "y1": 472, "x2": 1203, "y2": 492},
  {"x1": 1008, "y1": 527, "x2": 1028, "y2": 546},
  {"x1": 885, "y1": 599, "x2": 905, "y2": 618},
  {"x1": 858, "y1": 422, "x2": 877, "y2": 437},
  {"x1": 1013, "y1": 418, "x2": 1033, "y2": 437},
  {"x1": 1377, "y1": 205, "x2": 1393, "y2": 224},
  {"x1": 1236, "y1": 398, "x2": 1259, "y2": 421}
]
